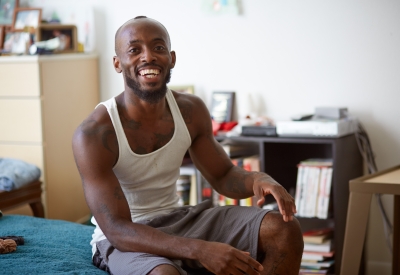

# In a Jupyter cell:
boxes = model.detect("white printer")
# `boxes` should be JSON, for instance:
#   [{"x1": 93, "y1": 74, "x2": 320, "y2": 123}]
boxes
[{"x1": 276, "y1": 107, "x2": 357, "y2": 138}]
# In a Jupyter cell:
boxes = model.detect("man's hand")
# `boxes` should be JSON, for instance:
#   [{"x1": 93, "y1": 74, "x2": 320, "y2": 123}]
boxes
[
  {"x1": 253, "y1": 174, "x2": 296, "y2": 222},
  {"x1": 197, "y1": 242, "x2": 263, "y2": 275}
]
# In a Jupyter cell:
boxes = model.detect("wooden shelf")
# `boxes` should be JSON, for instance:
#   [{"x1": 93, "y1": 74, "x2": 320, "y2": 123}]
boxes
[{"x1": 209, "y1": 133, "x2": 363, "y2": 274}]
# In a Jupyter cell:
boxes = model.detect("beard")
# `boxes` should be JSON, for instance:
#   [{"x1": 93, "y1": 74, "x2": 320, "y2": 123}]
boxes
[{"x1": 124, "y1": 68, "x2": 172, "y2": 104}]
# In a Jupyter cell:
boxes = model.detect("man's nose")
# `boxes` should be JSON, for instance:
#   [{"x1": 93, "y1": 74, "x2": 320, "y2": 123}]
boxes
[{"x1": 140, "y1": 48, "x2": 156, "y2": 62}]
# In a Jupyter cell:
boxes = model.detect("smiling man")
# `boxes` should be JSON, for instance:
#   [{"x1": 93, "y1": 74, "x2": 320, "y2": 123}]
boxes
[{"x1": 72, "y1": 16, "x2": 303, "y2": 275}]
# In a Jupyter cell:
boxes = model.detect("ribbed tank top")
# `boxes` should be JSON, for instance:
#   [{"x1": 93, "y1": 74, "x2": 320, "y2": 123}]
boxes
[{"x1": 90, "y1": 89, "x2": 191, "y2": 254}]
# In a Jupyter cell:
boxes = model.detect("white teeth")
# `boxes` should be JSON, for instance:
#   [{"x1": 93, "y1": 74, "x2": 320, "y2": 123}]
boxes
[{"x1": 139, "y1": 69, "x2": 160, "y2": 76}]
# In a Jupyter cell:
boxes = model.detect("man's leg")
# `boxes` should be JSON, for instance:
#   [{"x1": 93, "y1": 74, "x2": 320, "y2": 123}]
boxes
[
  {"x1": 148, "y1": 264, "x2": 181, "y2": 275},
  {"x1": 257, "y1": 210, "x2": 303, "y2": 275},
  {"x1": 94, "y1": 239, "x2": 187, "y2": 275}
]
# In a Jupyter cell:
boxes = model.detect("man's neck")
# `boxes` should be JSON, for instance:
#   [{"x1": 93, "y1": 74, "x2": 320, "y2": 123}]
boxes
[{"x1": 117, "y1": 91, "x2": 169, "y2": 123}]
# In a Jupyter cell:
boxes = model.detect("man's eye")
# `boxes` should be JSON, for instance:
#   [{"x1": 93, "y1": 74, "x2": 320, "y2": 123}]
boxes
[
  {"x1": 155, "y1": 46, "x2": 166, "y2": 51},
  {"x1": 129, "y1": 48, "x2": 139, "y2": 53}
]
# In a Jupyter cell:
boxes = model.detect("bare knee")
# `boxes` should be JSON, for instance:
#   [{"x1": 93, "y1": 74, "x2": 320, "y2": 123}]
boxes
[
  {"x1": 147, "y1": 264, "x2": 181, "y2": 275},
  {"x1": 258, "y1": 210, "x2": 303, "y2": 260}
]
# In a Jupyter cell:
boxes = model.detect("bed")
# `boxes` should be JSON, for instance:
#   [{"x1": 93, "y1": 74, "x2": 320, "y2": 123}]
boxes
[
  {"x1": 0, "y1": 214, "x2": 107, "y2": 275},
  {"x1": 0, "y1": 215, "x2": 212, "y2": 275}
]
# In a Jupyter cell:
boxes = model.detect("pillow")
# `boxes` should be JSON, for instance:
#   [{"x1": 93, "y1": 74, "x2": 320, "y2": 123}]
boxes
[{"x1": 0, "y1": 158, "x2": 41, "y2": 191}]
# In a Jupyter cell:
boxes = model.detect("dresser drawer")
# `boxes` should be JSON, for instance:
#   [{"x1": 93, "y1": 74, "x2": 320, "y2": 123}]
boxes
[
  {"x1": 0, "y1": 99, "x2": 42, "y2": 142},
  {"x1": 0, "y1": 62, "x2": 40, "y2": 97}
]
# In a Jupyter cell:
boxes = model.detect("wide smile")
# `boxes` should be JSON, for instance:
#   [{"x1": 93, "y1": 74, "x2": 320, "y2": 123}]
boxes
[{"x1": 138, "y1": 68, "x2": 161, "y2": 79}]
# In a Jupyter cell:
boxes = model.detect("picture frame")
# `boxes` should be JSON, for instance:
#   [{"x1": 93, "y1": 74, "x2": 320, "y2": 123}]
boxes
[
  {"x1": 12, "y1": 7, "x2": 41, "y2": 32},
  {"x1": 2, "y1": 30, "x2": 30, "y2": 53},
  {"x1": 210, "y1": 91, "x2": 235, "y2": 123},
  {"x1": 168, "y1": 85, "x2": 195, "y2": 94},
  {"x1": 36, "y1": 24, "x2": 78, "y2": 53},
  {"x1": 0, "y1": 0, "x2": 19, "y2": 26},
  {"x1": 0, "y1": 26, "x2": 4, "y2": 49}
]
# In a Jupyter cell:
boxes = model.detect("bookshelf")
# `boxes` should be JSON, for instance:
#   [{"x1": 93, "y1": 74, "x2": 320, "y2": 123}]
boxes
[{"x1": 192, "y1": 133, "x2": 363, "y2": 274}]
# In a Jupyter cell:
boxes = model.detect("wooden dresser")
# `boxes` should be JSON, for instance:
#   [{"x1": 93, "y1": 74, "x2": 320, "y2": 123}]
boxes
[{"x1": 0, "y1": 53, "x2": 99, "y2": 222}]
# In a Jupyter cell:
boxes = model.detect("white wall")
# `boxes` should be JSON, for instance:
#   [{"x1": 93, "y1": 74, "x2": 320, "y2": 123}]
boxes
[{"x1": 24, "y1": 0, "x2": 400, "y2": 273}]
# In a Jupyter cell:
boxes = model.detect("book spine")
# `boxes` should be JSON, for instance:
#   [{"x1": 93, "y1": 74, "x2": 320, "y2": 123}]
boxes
[
  {"x1": 317, "y1": 167, "x2": 333, "y2": 219},
  {"x1": 303, "y1": 167, "x2": 316, "y2": 217},
  {"x1": 189, "y1": 174, "x2": 197, "y2": 206},
  {"x1": 294, "y1": 165, "x2": 304, "y2": 216},
  {"x1": 298, "y1": 165, "x2": 310, "y2": 216},
  {"x1": 307, "y1": 167, "x2": 321, "y2": 218},
  {"x1": 316, "y1": 167, "x2": 328, "y2": 218}
]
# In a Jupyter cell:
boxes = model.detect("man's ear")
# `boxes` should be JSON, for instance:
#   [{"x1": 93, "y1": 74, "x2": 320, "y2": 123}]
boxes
[
  {"x1": 113, "y1": 56, "x2": 122, "y2": 73},
  {"x1": 170, "y1": 51, "x2": 176, "y2": 69}
]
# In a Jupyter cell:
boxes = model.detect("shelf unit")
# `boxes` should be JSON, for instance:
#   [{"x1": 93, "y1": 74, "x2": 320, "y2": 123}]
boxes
[{"x1": 202, "y1": 133, "x2": 363, "y2": 274}]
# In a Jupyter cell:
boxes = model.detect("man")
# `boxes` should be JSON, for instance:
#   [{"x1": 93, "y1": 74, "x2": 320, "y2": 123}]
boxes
[{"x1": 72, "y1": 16, "x2": 303, "y2": 275}]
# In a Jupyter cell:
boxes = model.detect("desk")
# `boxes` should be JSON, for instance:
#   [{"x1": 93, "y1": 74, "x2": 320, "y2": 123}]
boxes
[{"x1": 341, "y1": 165, "x2": 400, "y2": 275}]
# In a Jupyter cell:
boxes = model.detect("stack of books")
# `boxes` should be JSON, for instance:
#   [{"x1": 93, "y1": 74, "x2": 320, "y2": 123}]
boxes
[
  {"x1": 300, "y1": 228, "x2": 335, "y2": 274},
  {"x1": 294, "y1": 159, "x2": 333, "y2": 218}
]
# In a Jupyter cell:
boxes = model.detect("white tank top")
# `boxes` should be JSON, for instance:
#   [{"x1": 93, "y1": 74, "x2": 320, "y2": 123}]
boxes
[{"x1": 90, "y1": 89, "x2": 191, "y2": 254}]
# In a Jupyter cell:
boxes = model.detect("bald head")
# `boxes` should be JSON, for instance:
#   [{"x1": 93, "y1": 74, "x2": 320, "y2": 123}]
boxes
[{"x1": 114, "y1": 16, "x2": 171, "y2": 56}]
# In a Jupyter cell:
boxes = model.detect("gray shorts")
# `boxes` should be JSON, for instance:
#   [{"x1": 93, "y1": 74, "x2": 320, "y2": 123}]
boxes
[{"x1": 93, "y1": 200, "x2": 270, "y2": 275}]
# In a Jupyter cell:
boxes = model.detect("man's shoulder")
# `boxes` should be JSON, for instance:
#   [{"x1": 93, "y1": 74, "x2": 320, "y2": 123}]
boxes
[
  {"x1": 74, "y1": 103, "x2": 114, "y2": 139},
  {"x1": 170, "y1": 90, "x2": 211, "y2": 139},
  {"x1": 171, "y1": 90, "x2": 206, "y2": 112}
]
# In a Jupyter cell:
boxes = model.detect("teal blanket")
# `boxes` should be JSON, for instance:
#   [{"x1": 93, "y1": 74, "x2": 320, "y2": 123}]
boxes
[{"x1": 0, "y1": 215, "x2": 107, "y2": 275}]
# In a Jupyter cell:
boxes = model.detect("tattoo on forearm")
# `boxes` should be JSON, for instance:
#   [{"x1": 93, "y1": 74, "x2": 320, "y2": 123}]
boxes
[
  {"x1": 119, "y1": 225, "x2": 137, "y2": 238},
  {"x1": 226, "y1": 169, "x2": 248, "y2": 194},
  {"x1": 267, "y1": 253, "x2": 286, "y2": 275},
  {"x1": 96, "y1": 203, "x2": 111, "y2": 219},
  {"x1": 114, "y1": 187, "x2": 125, "y2": 200}
]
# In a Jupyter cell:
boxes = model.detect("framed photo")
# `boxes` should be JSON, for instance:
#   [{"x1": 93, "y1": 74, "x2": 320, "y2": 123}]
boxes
[
  {"x1": 2, "y1": 31, "x2": 30, "y2": 53},
  {"x1": 168, "y1": 85, "x2": 194, "y2": 94},
  {"x1": 12, "y1": 7, "x2": 41, "y2": 32},
  {"x1": 210, "y1": 91, "x2": 235, "y2": 123},
  {"x1": 0, "y1": 26, "x2": 4, "y2": 49},
  {"x1": 36, "y1": 24, "x2": 78, "y2": 53},
  {"x1": 0, "y1": 0, "x2": 19, "y2": 26}
]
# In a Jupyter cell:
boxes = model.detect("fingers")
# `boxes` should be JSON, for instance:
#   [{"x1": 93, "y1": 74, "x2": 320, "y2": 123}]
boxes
[
  {"x1": 256, "y1": 197, "x2": 265, "y2": 207},
  {"x1": 253, "y1": 186, "x2": 265, "y2": 207},
  {"x1": 201, "y1": 243, "x2": 263, "y2": 275},
  {"x1": 271, "y1": 186, "x2": 296, "y2": 222},
  {"x1": 234, "y1": 251, "x2": 263, "y2": 275},
  {"x1": 254, "y1": 175, "x2": 297, "y2": 221}
]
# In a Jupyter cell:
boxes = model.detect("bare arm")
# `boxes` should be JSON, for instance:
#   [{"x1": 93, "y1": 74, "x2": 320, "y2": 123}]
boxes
[
  {"x1": 186, "y1": 96, "x2": 296, "y2": 222},
  {"x1": 72, "y1": 106, "x2": 263, "y2": 275}
]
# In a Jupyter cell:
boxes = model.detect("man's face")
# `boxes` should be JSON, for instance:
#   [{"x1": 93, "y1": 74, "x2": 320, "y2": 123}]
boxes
[{"x1": 114, "y1": 19, "x2": 176, "y2": 104}]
